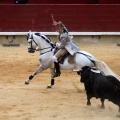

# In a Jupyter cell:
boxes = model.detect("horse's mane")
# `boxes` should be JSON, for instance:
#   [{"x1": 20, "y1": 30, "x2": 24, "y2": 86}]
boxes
[{"x1": 35, "y1": 33, "x2": 55, "y2": 48}]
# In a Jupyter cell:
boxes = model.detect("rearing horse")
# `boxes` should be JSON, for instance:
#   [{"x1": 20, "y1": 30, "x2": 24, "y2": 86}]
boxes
[{"x1": 25, "y1": 32, "x2": 120, "y2": 88}]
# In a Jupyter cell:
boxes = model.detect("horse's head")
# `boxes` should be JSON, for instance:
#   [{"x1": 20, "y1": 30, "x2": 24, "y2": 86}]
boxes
[{"x1": 27, "y1": 32, "x2": 38, "y2": 53}]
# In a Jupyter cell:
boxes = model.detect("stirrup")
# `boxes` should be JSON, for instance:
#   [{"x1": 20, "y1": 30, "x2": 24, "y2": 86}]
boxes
[{"x1": 53, "y1": 72, "x2": 61, "y2": 77}]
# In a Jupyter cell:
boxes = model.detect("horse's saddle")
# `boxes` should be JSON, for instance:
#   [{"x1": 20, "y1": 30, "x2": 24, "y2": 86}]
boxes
[
  {"x1": 54, "y1": 47, "x2": 75, "y2": 64},
  {"x1": 58, "y1": 53, "x2": 75, "y2": 64}
]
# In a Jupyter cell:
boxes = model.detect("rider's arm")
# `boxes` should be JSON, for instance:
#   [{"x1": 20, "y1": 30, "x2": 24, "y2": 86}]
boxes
[{"x1": 59, "y1": 33, "x2": 69, "y2": 48}]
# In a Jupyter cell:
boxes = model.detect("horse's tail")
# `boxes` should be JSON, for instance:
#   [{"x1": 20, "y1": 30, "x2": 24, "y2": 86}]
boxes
[{"x1": 95, "y1": 61, "x2": 120, "y2": 81}]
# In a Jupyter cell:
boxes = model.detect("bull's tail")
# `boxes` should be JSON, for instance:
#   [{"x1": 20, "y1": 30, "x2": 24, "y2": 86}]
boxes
[{"x1": 95, "y1": 61, "x2": 120, "y2": 81}]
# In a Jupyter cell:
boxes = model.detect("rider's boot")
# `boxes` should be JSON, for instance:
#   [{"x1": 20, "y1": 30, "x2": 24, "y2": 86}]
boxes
[{"x1": 54, "y1": 62, "x2": 61, "y2": 77}]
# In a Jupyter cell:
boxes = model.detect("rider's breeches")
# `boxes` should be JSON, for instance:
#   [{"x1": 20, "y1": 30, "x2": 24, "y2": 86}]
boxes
[{"x1": 52, "y1": 48, "x2": 68, "y2": 63}]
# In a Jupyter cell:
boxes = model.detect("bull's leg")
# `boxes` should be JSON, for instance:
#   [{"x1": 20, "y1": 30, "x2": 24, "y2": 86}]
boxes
[
  {"x1": 47, "y1": 68, "x2": 55, "y2": 88},
  {"x1": 100, "y1": 98, "x2": 105, "y2": 109},
  {"x1": 87, "y1": 95, "x2": 91, "y2": 106},
  {"x1": 87, "y1": 99, "x2": 91, "y2": 106},
  {"x1": 118, "y1": 104, "x2": 120, "y2": 112},
  {"x1": 25, "y1": 65, "x2": 44, "y2": 84}
]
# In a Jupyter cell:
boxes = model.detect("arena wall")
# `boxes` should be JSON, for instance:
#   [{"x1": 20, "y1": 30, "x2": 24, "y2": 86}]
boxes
[
  {"x1": 0, "y1": 4, "x2": 120, "y2": 32},
  {"x1": 0, "y1": 34, "x2": 120, "y2": 46},
  {"x1": 0, "y1": 3, "x2": 120, "y2": 44}
]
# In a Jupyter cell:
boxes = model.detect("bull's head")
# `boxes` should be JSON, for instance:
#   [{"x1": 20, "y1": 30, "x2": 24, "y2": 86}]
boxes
[{"x1": 78, "y1": 66, "x2": 91, "y2": 83}]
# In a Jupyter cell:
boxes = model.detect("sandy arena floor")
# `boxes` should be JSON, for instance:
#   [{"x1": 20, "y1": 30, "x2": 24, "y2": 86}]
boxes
[{"x1": 0, "y1": 42, "x2": 120, "y2": 120}]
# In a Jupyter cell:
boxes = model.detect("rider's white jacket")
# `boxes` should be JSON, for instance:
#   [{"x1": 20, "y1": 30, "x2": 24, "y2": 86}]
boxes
[{"x1": 57, "y1": 27, "x2": 80, "y2": 55}]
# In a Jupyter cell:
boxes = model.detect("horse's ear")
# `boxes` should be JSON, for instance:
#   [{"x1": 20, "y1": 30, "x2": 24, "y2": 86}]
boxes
[
  {"x1": 29, "y1": 30, "x2": 32, "y2": 36},
  {"x1": 27, "y1": 30, "x2": 31, "y2": 40},
  {"x1": 27, "y1": 33, "x2": 29, "y2": 40}
]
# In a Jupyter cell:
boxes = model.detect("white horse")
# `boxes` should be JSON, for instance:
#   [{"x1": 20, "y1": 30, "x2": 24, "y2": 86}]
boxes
[{"x1": 25, "y1": 32, "x2": 120, "y2": 88}]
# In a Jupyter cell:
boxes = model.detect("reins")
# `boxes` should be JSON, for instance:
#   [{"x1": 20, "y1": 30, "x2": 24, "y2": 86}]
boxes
[
  {"x1": 40, "y1": 49, "x2": 52, "y2": 55},
  {"x1": 36, "y1": 46, "x2": 52, "y2": 55},
  {"x1": 36, "y1": 47, "x2": 52, "y2": 55},
  {"x1": 36, "y1": 46, "x2": 52, "y2": 51}
]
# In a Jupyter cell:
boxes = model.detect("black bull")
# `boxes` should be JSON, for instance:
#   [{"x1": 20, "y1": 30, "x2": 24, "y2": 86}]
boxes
[{"x1": 77, "y1": 66, "x2": 120, "y2": 112}]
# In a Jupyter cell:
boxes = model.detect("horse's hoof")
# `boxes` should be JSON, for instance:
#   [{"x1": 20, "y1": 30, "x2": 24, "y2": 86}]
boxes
[
  {"x1": 47, "y1": 84, "x2": 52, "y2": 88},
  {"x1": 25, "y1": 81, "x2": 29, "y2": 85}
]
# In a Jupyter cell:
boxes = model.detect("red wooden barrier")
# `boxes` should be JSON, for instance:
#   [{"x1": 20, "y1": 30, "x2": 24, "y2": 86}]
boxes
[
  {"x1": 0, "y1": 0, "x2": 13, "y2": 4},
  {"x1": 29, "y1": 0, "x2": 87, "y2": 4},
  {"x1": 99, "y1": 0, "x2": 120, "y2": 4},
  {"x1": 0, "y1": 4, "x2": 120, "y2": 32}
]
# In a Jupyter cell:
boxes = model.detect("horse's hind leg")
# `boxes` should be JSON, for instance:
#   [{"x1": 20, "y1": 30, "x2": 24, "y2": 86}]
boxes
[{"x1": 25, "y1": 65, "x2": 44, "y2": 84}]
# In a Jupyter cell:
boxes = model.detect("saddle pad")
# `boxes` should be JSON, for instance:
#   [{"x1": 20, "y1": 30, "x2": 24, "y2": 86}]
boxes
[
  {"x1": 68, "y1": 54, "x2": 75, "y2": 64},
  {"x1": 58, "y1": 53, "x2": 75, "y2": 64}
]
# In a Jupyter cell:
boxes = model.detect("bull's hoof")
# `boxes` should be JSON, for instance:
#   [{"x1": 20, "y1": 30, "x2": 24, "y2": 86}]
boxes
[
  {"x1": 118, "y1": 108, "x2": 120, "y2": 112},
  {"x1": 100, "y1": 105, "x2": 105, "y2": 109},
  {"x1": 25, "y1": 81, "x2": 29, "y2": 85},
  {"x1": 87, "y1": 101, "x2": 91, "y2": 106},
  {"x1": 47, "y1": 84, "x2": 52, "y2": 88}
]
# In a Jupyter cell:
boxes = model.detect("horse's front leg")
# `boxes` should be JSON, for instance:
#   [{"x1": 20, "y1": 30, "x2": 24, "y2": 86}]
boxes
[
  {"x1": 25, "y1": 65, "x2": 44, "y2": 84},
  {"x1": 47, "y1": 68, "x2": 55, "y2": 88}
]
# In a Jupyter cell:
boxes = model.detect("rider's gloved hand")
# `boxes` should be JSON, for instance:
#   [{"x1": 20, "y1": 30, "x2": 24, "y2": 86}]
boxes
[
  {"x1": 52, "y1": 45, "x2": 58, "y2": 52},
  {"x1": 52, "y1": 48, "x2": 56, "y2": 52},
  {"x1": 56, "y1": 42, "x2": 60, "y2": 48}
]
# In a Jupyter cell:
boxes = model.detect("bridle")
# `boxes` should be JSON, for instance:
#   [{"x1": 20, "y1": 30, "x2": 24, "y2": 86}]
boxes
[
  {"x1": 28, "y1": 34, "x2": 38, "y2": 51},
  {"x1": 27, "y1": 33, "x2": 53, "y2": 54}
]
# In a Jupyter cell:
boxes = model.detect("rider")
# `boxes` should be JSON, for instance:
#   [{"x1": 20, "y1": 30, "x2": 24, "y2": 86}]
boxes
[{"x1": 52, "y1": 21, "x2": 79, "y2": 77}]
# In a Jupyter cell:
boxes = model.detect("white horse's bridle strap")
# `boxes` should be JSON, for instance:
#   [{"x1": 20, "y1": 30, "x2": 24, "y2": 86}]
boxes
[{"x1": 32, "y1": 39, "x2": 38, "y2": 46}]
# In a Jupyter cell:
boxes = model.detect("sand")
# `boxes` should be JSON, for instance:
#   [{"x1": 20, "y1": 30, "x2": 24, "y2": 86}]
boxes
[{"x1": 0, "y1": 42, "x2": 120, "y2": 120}]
